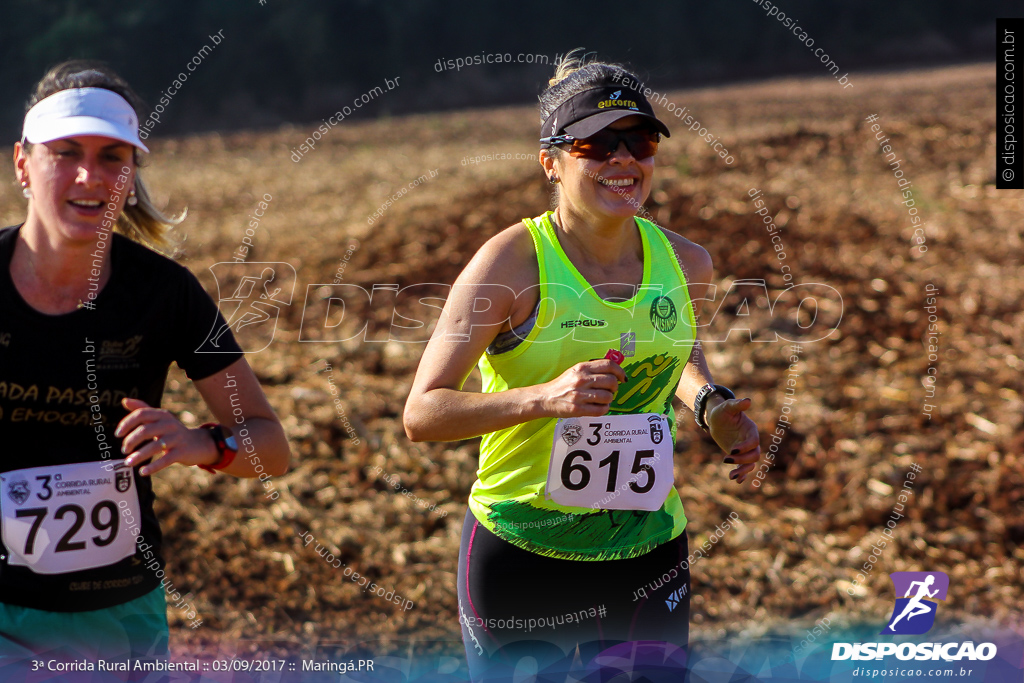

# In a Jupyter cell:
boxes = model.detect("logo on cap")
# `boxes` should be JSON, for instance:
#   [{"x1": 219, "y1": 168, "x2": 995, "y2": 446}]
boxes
[{"x1": 597, "y1": 96, "x2": 638, "y2": 110}]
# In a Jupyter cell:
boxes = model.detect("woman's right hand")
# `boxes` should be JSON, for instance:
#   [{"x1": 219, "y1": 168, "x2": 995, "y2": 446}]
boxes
[
  {"x1": 406, "y1": 224, "x2": 632, "y2": 442},
  {"x1": 537, "y1": 359, "x2": 627, "y2": 417}
]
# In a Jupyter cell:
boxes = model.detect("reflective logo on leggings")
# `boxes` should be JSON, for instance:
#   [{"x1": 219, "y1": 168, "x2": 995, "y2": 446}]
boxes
[
  {"x1": 665, "y1": 585, "x2": 687, "y2": 612},
  {"x1": 458, "y1": 601, "x2": 484, "y2": 656},
  {"x1": 663, "y1": 585, "x2": 688, "y2": 610}
]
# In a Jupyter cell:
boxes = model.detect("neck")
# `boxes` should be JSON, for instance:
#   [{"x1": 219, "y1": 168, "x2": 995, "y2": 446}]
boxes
[
  {"x1": 12, "y1": 215, "x2": 112, "y2": 312},
  {"x1": 552, "y1": 203, "x2": 640, "y2": 267}
]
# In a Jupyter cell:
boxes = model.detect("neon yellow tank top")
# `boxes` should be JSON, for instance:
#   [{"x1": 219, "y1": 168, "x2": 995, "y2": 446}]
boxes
[{"x1": 470, "y1": 211, "x2": 698, "y2": 561}]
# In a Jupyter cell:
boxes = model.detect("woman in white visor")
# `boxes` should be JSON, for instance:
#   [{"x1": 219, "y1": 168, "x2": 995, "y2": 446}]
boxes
[{"x1": 0, "y1": 60, "x2": 289, "y2": 666}]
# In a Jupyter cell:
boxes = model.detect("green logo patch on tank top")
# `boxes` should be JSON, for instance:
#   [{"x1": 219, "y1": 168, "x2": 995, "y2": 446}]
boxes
[
  {"x1": 649, "y1": 295, "x2": 678, "y2": 332},
  {"x1": 610, "y1": 353, "x2": 680, "y2": 414}
]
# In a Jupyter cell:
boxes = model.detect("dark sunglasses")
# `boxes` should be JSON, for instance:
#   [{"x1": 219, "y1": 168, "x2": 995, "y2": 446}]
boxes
[{"x1": 540, "y1": 127, "x2": 661, "y2": 161}]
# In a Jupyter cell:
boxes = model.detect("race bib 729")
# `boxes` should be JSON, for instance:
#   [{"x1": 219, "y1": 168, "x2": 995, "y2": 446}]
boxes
[{"x1": 1, "y1": 460, "x2": 140, "y2": 575}]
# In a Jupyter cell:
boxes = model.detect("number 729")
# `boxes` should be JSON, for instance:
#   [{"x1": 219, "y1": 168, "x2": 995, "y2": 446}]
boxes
[{"x1": 15, "y1": 501, "x2": 119, "y2": 555}]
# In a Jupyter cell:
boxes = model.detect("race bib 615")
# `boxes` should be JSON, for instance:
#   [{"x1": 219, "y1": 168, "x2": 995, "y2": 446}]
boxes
[{"x1": 545, "y1": 413, "x2": 674, "y2": 512}]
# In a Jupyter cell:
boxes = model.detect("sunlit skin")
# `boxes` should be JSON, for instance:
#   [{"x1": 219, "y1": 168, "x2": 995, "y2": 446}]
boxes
[
  {"x1": 541, "y1": 116, "x2": 656, "y2": 302},
  {"x1": 406, "y1": 114, "x2": 761, "y2": 483},
  {"x1": 542, "y1": 115, "x2": 761, "y2": 481},
  {"x1": 11, "y1": 133, "x2": 289, "y2": 478},
  {"x1": 13, "y1": 136, "x2": 136, "y2": 310},
  {"x1": 554, "y1": 117, "x2": 656, "y2": 223}
]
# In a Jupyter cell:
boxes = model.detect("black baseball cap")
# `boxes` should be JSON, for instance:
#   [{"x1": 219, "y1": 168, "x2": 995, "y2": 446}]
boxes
[{"x1": 540, "y1": 85, "x2": 671, "y2": 146}]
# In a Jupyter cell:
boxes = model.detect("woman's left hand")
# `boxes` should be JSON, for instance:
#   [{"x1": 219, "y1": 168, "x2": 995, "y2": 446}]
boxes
[
  {"x1": 706, "y1": 397, "x2": 762, "y2": 484},
  {"x1": 116, "y1": 398, "x2": 219, "y2": 476}
]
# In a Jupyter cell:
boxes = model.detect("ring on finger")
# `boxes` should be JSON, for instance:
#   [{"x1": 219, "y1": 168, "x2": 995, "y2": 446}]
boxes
[{"x1": 158, "y1": 439, "x2": 169, "y2": 455}]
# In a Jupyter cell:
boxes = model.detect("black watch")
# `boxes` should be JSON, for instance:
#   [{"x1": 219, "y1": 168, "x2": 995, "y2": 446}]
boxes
[{"x1": 694, "y1": 384, "x2": 735, "y2": 432}]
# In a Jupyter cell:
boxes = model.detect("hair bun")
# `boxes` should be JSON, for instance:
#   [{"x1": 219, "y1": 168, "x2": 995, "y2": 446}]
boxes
[
  {"x1": 548, "y1": 48, "x2": 586, "y2": 87},
  {"x1": 538, "y1": 51, "x2": 641, "y2": 128}
]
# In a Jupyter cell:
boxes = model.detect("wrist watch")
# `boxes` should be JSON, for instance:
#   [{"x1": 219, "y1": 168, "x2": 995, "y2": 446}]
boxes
[
  {"x1": 694, "y1": 384, "x2": 736, "y2": 432},
  {"x1": 198, "y1": 423, "x2": 238, "y2": 473}
]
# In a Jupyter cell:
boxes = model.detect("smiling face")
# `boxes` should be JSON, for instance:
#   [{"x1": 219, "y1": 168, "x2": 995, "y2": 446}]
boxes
[
  {"x1": 542, "y1": 114, "x2": 656, "y2": 221},
  {"x1": 15, "y1": 135, "x2": 136, "y2": 244}
]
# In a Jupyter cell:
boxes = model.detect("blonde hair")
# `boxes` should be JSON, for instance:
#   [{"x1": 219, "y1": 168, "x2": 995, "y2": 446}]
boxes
[
  {"x1": 116, "y1": 176, "x2": 185, "y2": 254},
  {"x1": 547, "y1": 48, "x2": 590, "y2": 87},
  {"x1": 24, "y1": 60, "x2": 183, "y2": 254}
]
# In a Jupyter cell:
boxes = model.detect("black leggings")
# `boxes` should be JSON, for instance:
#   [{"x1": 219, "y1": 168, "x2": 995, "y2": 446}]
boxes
[{"x1": 457, "y1": 511, "x2": 691, "y2": 682}]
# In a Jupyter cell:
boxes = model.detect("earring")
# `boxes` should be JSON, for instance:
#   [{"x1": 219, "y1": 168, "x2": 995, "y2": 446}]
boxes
[
  {"x1": 20, "y1": 181, "x2": 31, "y2": 199},
  {"x1": 549, "y1": 176, "x2": 559, "y2": 184},
  {"x1": 127, "y1": 189, "x2": 138, "y2": 206}
]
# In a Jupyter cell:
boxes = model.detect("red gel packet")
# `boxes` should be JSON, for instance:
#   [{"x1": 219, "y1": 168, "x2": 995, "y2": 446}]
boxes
[{"x1": 604, "y1": 349, "x2": 624, "y2": 364}]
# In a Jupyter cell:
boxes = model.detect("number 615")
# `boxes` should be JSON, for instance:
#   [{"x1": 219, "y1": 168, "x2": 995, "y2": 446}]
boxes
[{"x1": 560, "y1": 449, "x2": 656, "y2": 494}]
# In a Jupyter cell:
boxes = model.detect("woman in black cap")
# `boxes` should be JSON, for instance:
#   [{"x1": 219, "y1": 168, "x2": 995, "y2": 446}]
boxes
[
  {"x1": 0, "y1": 60, "x2": 289, "y2": 665},
  {"x1": 405, "y1": 51, "x2": 760, "y2": 680}
]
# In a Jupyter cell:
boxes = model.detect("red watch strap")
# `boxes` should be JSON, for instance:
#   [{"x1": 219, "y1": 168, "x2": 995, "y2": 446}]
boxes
[{"x1": 198, "y1": 423, "x2": 237, "y2": 473}]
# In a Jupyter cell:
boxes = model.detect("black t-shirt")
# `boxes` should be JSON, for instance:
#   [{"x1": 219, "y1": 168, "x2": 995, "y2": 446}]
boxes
[{"x1": 0, "y1": 225, "x2": 242, "y2": 611}]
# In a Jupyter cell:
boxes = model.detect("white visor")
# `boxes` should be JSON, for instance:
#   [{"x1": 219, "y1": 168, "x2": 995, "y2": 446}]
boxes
[{"x1": 22, "y1": 87, "x2": 149, "y2": 153}]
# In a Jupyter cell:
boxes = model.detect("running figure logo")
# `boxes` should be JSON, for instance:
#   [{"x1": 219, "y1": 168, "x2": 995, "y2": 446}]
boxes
[
  {"x1": 883, "y1": 571, "x2": 949, "y2": 635},
  {"x1": 200, "y1": 262, "x2": 296, "y2": 353},
  {"x1": 620, "y1": 331, "x2": 636, "y2": 358}
]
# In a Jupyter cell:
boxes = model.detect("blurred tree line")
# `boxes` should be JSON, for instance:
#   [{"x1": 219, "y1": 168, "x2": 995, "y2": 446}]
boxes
[{"x1": 0, "y1": 0, "x2": 1010, "y2": 139}]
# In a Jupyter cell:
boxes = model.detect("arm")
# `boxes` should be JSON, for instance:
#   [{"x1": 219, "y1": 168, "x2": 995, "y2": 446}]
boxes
[
  {"x1": 118, "y1": 357, "x2": 290, "y2": 478},
  {"x1": 404, "y1": 224, "x2": 626, "y2": 442},
  {"x1": 665, "y1": 230, "x2": 761, "y2": 483}
]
